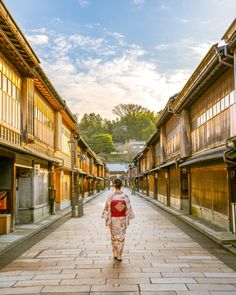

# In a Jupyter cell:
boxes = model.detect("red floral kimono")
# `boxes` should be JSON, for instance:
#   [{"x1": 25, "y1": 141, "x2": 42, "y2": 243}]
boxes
[{"x1": 102, "y1": 191, "x2": 134, "y2": 259}]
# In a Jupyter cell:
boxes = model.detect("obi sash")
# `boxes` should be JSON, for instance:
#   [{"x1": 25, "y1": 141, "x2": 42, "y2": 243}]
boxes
[{"x1": 111, "y1": 199, "x2": 127, "y2": 217}]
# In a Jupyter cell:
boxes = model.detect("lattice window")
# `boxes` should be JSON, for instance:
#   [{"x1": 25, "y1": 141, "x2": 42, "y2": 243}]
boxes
[
  {"x1": 0, "y1": 55, "x2": 21, "y2": 133},
  {"x1": 34, "y1": 91, "x2": 55, "y2": 147}
]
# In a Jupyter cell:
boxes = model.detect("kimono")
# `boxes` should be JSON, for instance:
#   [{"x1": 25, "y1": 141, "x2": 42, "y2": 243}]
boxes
[{"x1": 102, "y1": 191, "x2": 134, "y2": 259}]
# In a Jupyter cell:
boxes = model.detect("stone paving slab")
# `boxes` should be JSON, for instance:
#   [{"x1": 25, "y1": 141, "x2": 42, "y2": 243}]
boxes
[
  {"x1": 0, "y1": 193, "x2": 102, "y2": 256},
  {"x1": 0, "y1": 286, "x2": 43, "y2": 294},
  {"x1": 0, "y1": 189, "x2": 236, "y2": 294}
]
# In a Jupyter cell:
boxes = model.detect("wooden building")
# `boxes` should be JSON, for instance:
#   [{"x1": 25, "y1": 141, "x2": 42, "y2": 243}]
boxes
[
  {"x1": 0, "y1": 1, "x2": 107, "y2": 234},
  {"x1": 130, "y1": 19, "x2": 236, "y2": 233},
  {"x1": 77, "y1": 137, "x2": 108, "y2": 197}
]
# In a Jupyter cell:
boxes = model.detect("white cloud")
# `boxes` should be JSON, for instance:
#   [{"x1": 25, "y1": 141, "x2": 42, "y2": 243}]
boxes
[
  {"x1": 175, "y1": 18, "x2": 189, "y2": 23},
  {"x1": 155, "y1": 43, "x2": 169, "y2": 51},
  {"x1": 69, "y1": 34, "x2": 104, "y2": 50},
  {"x1": 155, "y1": 39, "x2": 214, "y2": 60},
  {"x1": 78, "y1": 0, "x2": 90, "y2": 7},
  {"x1": 160, "y1": 4, "x2": 170, "y2": 10},
  {"x1": 187, "y1": 41, "x2": 213, "y2": 58},
  {"x1": 132, "y1": 0, "x2": 144, "y2": 6},
  {"x1": 29, "y1": 30, "x2": 193, "y2": 119},
  {"x1": 51, "y1": 17, "x2": 62, "y2": 25},
  {"x1": 28, "y1": 28, "x2": 49, "y2": 34},
  {"x1": 26, "y1": 34, "x2": 49, "y2": 45}
]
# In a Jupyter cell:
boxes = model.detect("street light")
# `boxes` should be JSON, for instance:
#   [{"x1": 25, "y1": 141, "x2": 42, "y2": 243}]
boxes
[
  {"x1": 68, "y1": 135, "x2": 76, "y2": 217},
  {"x1": 68, "y1": 134, "x2": 83, "y2": 218}
]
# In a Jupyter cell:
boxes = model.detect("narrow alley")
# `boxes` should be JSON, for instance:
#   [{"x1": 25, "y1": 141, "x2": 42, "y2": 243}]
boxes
[{"x1": 0, "y1": 190, "x2": 236, "y2": 294}]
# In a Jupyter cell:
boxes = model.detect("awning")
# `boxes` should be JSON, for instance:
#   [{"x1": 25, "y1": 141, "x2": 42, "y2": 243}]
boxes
[
  {"x1": 77, "y1": 169, "x2": 87, "y2": 176},
  {"x1": 179, "y1": 147, "x2": 227, "y2": 167},
  {"x1": 96, "y1": 177, "x2": 104, "y2": 181},
  {"x1": 159, "y1": 160, "x2": 176, "y2": 169},
  {"x1": 149, "y1": 166, "x2": 160, "y2": 173}
]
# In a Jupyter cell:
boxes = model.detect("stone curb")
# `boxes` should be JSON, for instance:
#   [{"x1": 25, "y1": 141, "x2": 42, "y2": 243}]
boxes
[{"x1": 136, "y1": 191, "x2": 236, "y2": 255}]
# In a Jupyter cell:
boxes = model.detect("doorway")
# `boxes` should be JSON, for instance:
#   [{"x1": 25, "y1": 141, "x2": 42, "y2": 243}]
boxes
[
  {"x1": 180, "y1": 168, "x2": 189, "y2": 212},
  {"x1": 16, "y1": 167, "x2": 33, "y2": 223}
]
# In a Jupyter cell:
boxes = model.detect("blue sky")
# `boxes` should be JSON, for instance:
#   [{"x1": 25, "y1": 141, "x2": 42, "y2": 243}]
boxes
[{"x1": 4, "y1": 0, "x2": 236, "y2": 119}]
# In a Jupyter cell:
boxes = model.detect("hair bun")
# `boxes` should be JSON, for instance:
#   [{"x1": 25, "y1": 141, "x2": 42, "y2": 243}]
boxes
[{"x1": 114, "y1": 178, "x2": 122, "y2": 186}]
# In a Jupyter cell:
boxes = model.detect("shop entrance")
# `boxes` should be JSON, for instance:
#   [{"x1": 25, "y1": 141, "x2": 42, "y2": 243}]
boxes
[
  {"x1": 0, "y1": 157, "x2": 13, "y2": 214},
  {"x1": 0, "y1": 156, "x2": 14, "y2": 234}
]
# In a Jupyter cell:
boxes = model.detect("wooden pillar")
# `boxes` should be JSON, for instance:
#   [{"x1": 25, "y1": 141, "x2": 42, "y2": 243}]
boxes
[
  {"x1": 167, "y1": 169, "x2": 170, "y2": 206},
  {"x1": 151, "y1": 146, "x2": 155, "y2": 168},
  {"x1": 154, "y1": 173, "x2": 158, "y2": 199},
  {"x1": 234, "y1": 49, "x2": 236, "y2": 90},
  {"x1": 21, "y1": 78, "x2": 34, "y2": 142},
  {"x1": 55, "y1": 112, "x2": 62, "y2": 151},
  {"x1": 230, "y1": 50, "x2": 236, "y2": 137},
  {"x1": 11, "y1": 162, "x2": 16, "y2": 232},
  {"x1": 80, "y1": 176, "x2": 84, "y2": 197},
  {"x1": 160, "y1": 126, "x2": 166, "y2": 163},
  {"x1": 180, "y1": 109, "x2": 192, "y2": 158}
]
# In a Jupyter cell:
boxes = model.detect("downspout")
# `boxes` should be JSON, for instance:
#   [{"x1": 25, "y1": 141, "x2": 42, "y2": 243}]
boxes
[
  {"x1": 175, "y1": 156, "x2": 181, "y2": 170},
  {"x1": 217, "y1": 46, "x2": 233, "y2": 68},
  {"x1": 223, "y1": 136, "x2": 236, "y2": 165},
  {"x1": 218, "y1": 47, "x2": 235, "y2": 165},
  {"x1": 224, "y1": 45, "x2": 234, "y2": 60},
  {"x1": 223, "y1": 136, "x2": 236, "y2": 234}
]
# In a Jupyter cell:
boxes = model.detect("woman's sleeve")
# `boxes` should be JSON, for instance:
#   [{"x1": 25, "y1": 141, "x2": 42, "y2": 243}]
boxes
[
  {"x1": 102, "y1": 195, "x2": 112, "y2": 227},
  {"x1": 126, "y1": 195, "x2": 135, "y2": 220}
]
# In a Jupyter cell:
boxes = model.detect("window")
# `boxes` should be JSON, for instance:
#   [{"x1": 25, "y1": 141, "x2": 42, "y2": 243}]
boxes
[
  {"x1": 201, "y1": 113, "x2": 206, "y2": 124},
  {"x1": 212, "y1": 104, "x2": 217, "y2": 116},
  {"x1": 216, "y1": 101, "x2": 221, "y2": 114},
  {"x1": 2, "y1": 75, "x2": 7, "y2": 92},
  {"x1": 0, "y1": 56, "x2": 21, "y2": 131},
  {"x1": 230, "y1": 91, "x2": 235, "y2": 106},
  {"x1": 12, "y1": 84, "x2": 16, "y2": 100},
  {"x1": 34, "y1": 91, "x2": 54, "y2": 146},
  {"x1": 209, "y1": 107, "x2": 213, "y2": 120},
  {"x1": 225, "y1": 95, "x2": 230, "y2": 108},
  {"x1": 62, "y1": 124, "x2": 71, "y2": 154},
  {"x1": 7, "y1": 80, "x2": 11, "y2": 96}
]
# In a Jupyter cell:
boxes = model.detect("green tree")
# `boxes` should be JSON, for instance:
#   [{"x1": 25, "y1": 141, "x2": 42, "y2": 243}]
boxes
[
  {"x1": 141, "y1": 121, "x2": 156, "y2": 140},
  {"x1": 112, "y1": 104, "x2": 161, "y2": 142},
  {"x1": 112, "y1": 104, "x2": 150, "y2": 118},
  {"x1": 78, "y1": 106, "x2": 163, "y2": 154},
  {"x1": 89, "y1": 133, "x2": 115, "y2": 154},
  {"x1": 79, "y1": 113, "x2": 103, "y2": 139}
]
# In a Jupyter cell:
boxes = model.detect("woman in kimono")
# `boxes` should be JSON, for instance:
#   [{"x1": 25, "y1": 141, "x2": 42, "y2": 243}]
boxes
[{"x1": 102, "y1": 178, "x2": 134, "y2": 261}]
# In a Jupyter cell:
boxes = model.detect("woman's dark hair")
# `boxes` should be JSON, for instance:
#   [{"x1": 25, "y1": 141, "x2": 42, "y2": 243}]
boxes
[{"x1": 114, "y1": 178, "x2": 122, "y2": 189}]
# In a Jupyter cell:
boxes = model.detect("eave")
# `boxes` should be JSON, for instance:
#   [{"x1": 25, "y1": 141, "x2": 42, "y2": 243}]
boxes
[
  {"x1": 179, "y1": 147, "x2": 227, "y2": 167},
  {"x1": 78, "y1": 136, "x2": 97, "y2": 159},
  {"x1": 146, "y1": 130, "x2": 159, "y2": 147},
  {"x1": 222, "y1": 18, "x2": 236, "y2": 50},
  {"x1": 34, "y1": 77, "x2": 62, "y2": 111},
  {"x1": 35, "y1": 66, "x2": 78, "y2": 131},
  {"x1": 78, "y1": 137, "x2": 89, "y2": 150},
  {"x1": 156, "y1": 93, "x2": 178, "y2": 128},
  {"x1": 172, "y1": 45, "x2": 233, "y2": 113},
  {"x1": 0, "y1": 2, "x2": 78, "y2": 132},
  {"x1": 0, "y1": 1, "x2": 39, "y2": 76}
]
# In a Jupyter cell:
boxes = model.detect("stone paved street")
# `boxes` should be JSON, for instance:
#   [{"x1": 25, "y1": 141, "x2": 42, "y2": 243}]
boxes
[{"x1": 0, "y1": 189, "x2": 236, "y2": 294}]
